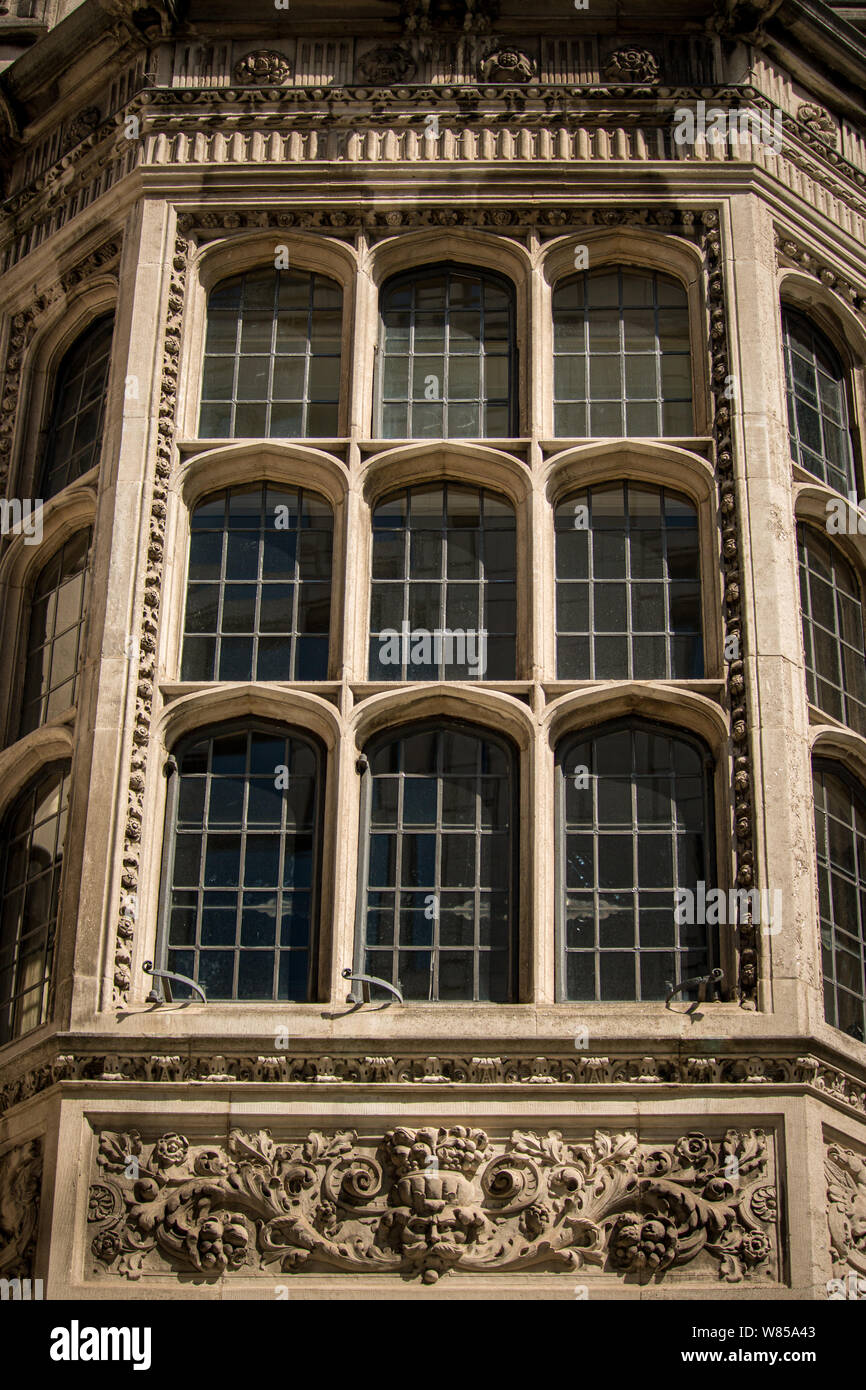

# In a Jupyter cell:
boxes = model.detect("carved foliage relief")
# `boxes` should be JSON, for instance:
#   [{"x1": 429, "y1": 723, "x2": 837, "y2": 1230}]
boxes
[
  {"x1": 87, "y1": 1126, "x2": 780, "y2": 1285},
  {"x1": 0, "y1": 1139, "x2": 43, "y2": 1279},
  {"x1": 826, "y1": 1141, "x2": 866, "y2": 1278}
]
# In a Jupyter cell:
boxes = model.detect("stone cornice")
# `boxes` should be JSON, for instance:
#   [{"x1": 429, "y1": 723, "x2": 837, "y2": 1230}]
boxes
[{"x1": 3, "y1": 1043, "x2": 866, "y2": 1121}]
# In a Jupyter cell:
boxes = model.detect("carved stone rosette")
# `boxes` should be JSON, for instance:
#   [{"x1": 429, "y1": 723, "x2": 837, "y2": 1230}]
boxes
[
  {"x1": 604, "y1": 48, "x2": 660, "y2": 84},
  {"x1": 111, "y1": 226, "x2": 189, "y2": 1007},
  {"x1": 356, "y1": 45, "x2": 416, "y2": 86},
  {"x1": 87, "y1": 1126, "x2": 779, "y2": 1285},
  {"x1": 0, "y1": 1139, "x2": 43, "y2": 1280},
  {"x1": 825, "y1": 1141, "x2": 866, "y2": 1278},
  {"x1": 701, "y1": 210, "x2": 758, "y2": 1006},
  {"x1": 479, "y1": 48, "x2": 536, "y2": 84},
  {"x1": 232, "y1": 51, "x2": 292, "y2": 86}
]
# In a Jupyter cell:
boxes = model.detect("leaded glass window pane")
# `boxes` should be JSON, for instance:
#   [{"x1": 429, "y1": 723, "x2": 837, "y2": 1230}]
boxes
[
  {"x1": 555, "y1": 482, "x2": 702, "y2": 679},
  {"x1": 557, "y1": 722, "x2": 716, "y2": 1001},
  {"x1": 377, "y1": 265, "x2": 516, "y2": 438},
  {"x1": 814, "y1": 760, "x2": 866, "y2": 1042},
  {"x1": 553, "y1": 269, "x2": 693, "y2": 437},
  {"x1": 359, "y1": 723, "x2": 516, "y2": 1001},
  {"x1": 161, "y1": 726, "x2": 322, "y2": 1001},
  {"x1": 783, "y1": 308, "x2": 855, "y2": 495},
  {"x1": 0, "y1": 763, "x2": 70, "y2": 1043},
  {"x1": 200, "y1": 269, "x2": 342, "y2": 438},
  {"x1": 369, "y1": 484, "x2": 516, "y2": 681},
  {"x1": 20, "y1": 530, "x2": 91, "y2": 736},
  {"x1": 797, "y1": 524, "x2": 866, "y2": 734},
  {"x1": 182, "y1": 485, "x2": 333, "y2": 682},
  {"x1": 40, "y1": 316, "x2": 113, "y2": 499}
]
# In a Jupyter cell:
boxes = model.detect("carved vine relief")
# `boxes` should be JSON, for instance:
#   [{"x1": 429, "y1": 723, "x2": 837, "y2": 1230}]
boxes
[
  {"x1": 826, "y1": 1141, "x2": 866, "y2": 1279},
  {"x1": 0, "y1": 1139, "x2": 43, "y2": 1280},
  {"x1": 87, "y1": 1126, "x2": 779, "y2": 1284}
]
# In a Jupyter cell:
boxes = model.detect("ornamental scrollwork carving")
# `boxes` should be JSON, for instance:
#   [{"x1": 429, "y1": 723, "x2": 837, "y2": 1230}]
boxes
[
  {"x1": 87, "y1": 1126, "x2": 779, "y2": 1285},
  {"x1": 0, "y1": 1139, "x2": 43, "y2": 1280},
  {"x1": 797, "y1": 103, "x2": 836, "y2": 145},
  {"x1": 604, "y1": 47, "x2": 660, "y2": 84},
  {"x1": 111, "y1": 225, "x2": 189, "y2": 1006},
  {"x1": 356, "y1": 45, "x2": 416, "y2": 85},
  {"x1": 232, "y1": 51, "x2": 292, "y2": 86},
  {"x1": 826, "y1": 1142, "x2": 866, "y2": 1278},
  {"x1": 479, "y1": 48, "x2": 536, "y2": 84}
]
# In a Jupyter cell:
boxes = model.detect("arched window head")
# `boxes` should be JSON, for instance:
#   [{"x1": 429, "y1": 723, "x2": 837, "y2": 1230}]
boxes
[
  {"x1": 40, "y1": 315, "x2": 113, "y2": 499},
  {"x1": 553, "y1": 268, "x2": 693, "y2": 438},
  {"x1": 200, "y1": 268, "x2": 343, "y2": 439},
  {"x1": 554, "y1": 482, "x2": 702, "y2": 679},
  {"x1": 0, "y1": 762, "x2": 70, "y2": 1043},
  {"x1": 797, "y1": 524, "x2": 866, "y2": 735},
  {"x1": 182, "y1": 484, "x2": 333, "y2": 683},
  {"x1": 377, "y1": 264, "x2": 516, "y2": 438},
  {"x1": 357, "y1": 721, "x2": 517, "y2": 1001},
  {"x1": 20, "y1": 530, "x2": 91, "y2": 736},
  {"x1": 813, "y1": 759, "x2": 866, "y2": 1042},
  {"x1": 159, "y1": 724, "x2": 324, "y2": 1002},
  {"x1": 369, "y1": 483, "x2": 516, "y2": 681},
  {"x1": 557, "y1": 721, "x2": 716, "y2": 1001},
  {"x1": 782, "y1": 307, "x2": 855, "y2": 495}
]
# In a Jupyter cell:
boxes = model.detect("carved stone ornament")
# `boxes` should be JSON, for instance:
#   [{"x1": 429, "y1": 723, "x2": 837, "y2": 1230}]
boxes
[
  {"x1": 797, "y1": 103, "x2": 836, "y2": 144},
  {"x1": 232, "y1": 51, "x2": 292, "y2": 87},
  {"x1": 826, "y1": 1142, "x2": 866, "y2": 1278},
  {"x1": 479, "y1": 47, "x2": 536, "y2": 84},
  {"x1": 356, "y1": 45, "x2": 416, "y2": 85},
  {"x1": 604, "y1": 47, "x2": 660, "y2": 84},
  {"x1": 0, "y1": 1139, "x2": 43, "y2": 1280},
  {"x1": 87, "y1": 1126, "x2": 779, "y2": 1284},
  {"x1": 64, "y1": 107, "x2": 101, "y2": 151}
]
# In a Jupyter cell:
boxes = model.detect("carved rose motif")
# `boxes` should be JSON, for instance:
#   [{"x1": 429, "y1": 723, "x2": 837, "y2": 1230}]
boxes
[
  {"x1": 479, "y1": 47, "x2": 536, "y2": 83},
  {"x1": 152, "y1": 1133, "x2": 189, "y2": 1168},
  {"x1": 357, "y1": 45, "x2": 416, "y2": 85},
  {"x1": 604, "y1": 47, "x2": 660, "y2": 84},
  {"x1": 87, "y1": 1126, "x2": 778, "y2": 1285},
  {"x1": 87, "y1": 1184, "x2": 117, "y2": 1221},
  {"x1": 233, "y1": 51, "x2": 292, "y2": 86},
  {"x1": 65, "y1": 107, "x2": 100, "y2": 150}
]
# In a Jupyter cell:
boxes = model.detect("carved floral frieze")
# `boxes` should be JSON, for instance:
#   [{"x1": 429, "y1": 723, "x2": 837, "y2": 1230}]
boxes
[
  {"x1": 0, "y1": 1139, "x2": 42, "y2": 1280},
  {"x1": 87, "y1": 1126, "x2": 779, "y2": 1284},
  {"x1": 826, "y1": 1141, "x2": 866, "y2": 1279}
]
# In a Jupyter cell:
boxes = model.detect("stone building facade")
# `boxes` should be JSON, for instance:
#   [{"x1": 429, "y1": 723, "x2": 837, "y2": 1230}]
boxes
[{"x1": 0, "y1": 0, "x2": 865, "y2": 1300}]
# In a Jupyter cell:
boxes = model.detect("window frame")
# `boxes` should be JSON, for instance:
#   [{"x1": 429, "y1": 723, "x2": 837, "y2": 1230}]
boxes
[
  {"x1": 554, "y1": 717, "x2": 719, "y2": 1004},
  {"x1": 797, "y1": 520, "x2": 866, "y2": 735},
  {"x1": 38, "y1": 313, "x2": 115, "y2": 500},
  {"x1": 551, "y1": 266, "x2": 694, "y2": 440},
  {"x1": 374, "y1": 261, "x2": 519, "y2": 440},
  {"x1": 782, "y1": 304, "x2": 858, "y2": 497},
  {"x1": 812, "y1": 755, "x2": 866, "y2": 1043},
  {"x1": 0, "y1": 760, "x2": 71, "y2": 1045},
  {"x1": 154, "y1": 718, "x2": 326, "y2": 1004},
  {"x1": 353, "y1": 716, "x2": 520, "y2": 1003},
  {"x1": 17, "y1": 527, "x2": 93, "y2": 738}
]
